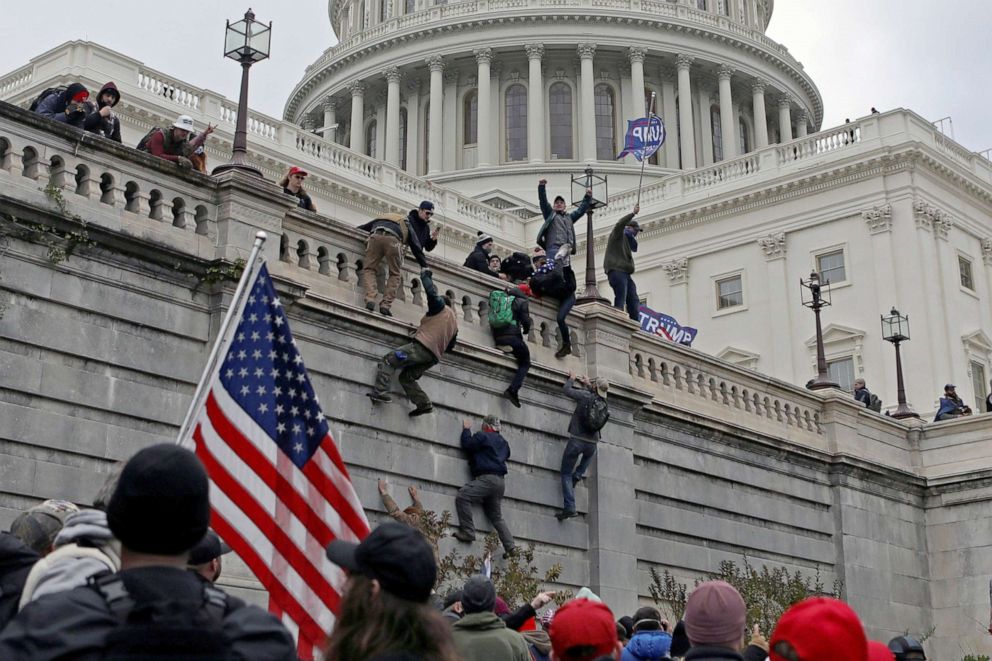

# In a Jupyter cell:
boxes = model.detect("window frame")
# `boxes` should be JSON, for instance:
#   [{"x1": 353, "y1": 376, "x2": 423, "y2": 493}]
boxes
[
  {"x1": 812, "y1": 244, "x2": 849, "y2": 289},
  {"x1": 504, "y1": 83, "x2": 528, "y2": 162},
  {"x1": 364, "y1": 119, "x2": 377, "y2": 158},
  {"x1": 463, "y1": 89, "x2": 478, "y2": 146},
  {"x1": 827, "y1": 356, "x2": 856, "y2": 393},
  {"x1": 593, "y1": 83, "x2": 618, "y2": 161},
  {"x1": 549, "y1": 81, "x2": 575, "y2": 161},
  {"x1": 958, "y1": 253, "x2": 976, "y2": 293},
  {"x1": 713, "y1": 270, "x2": 746, "y2": 315}
]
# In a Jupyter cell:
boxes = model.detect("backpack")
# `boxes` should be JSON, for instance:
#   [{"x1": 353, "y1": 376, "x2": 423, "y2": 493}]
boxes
[
  {"x1": 501, "y1": 252, "x2": 534, "y2": 282},
  {"x1": 135, "y1": 127, "x2": 164, "y2": 152},
  {"x1": 488, "y1": 290, "x2": 516, "y2": 329},
  {"x1": 29, "y1": 86, "x2": 66, "y2": 112},
  {"x1": 91, "y1": 572, "x2": 233, "y2": 660},
  {"x1": 530, "y1": 267, "x2": 566, "y2": 299},
  {"x1": 578, "y1": 395, "x2": 610, "y2": 433},
  {"x1": 868, "y1": 393, "x2": 882, "y2": 413}
]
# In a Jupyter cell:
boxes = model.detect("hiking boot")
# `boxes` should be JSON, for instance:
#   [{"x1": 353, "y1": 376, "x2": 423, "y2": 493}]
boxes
[
  {"x1": 365, "y1": 301, "x2": 376, "y2": 312},
  {"x1": 502, "y1": 547, "x2": 519, "y2": 560},
  {"x1": 555, "y1": 510, "x2": 578, "y2": 521},
  {"x1": 504, "y1": 388, "x2": 521, "y2": 408},
  {"x1": 554, "y1": 344, "x2": 572, "y2": 359},
  {"x1": 409, "y1": 404, "x2": 434, "y2": 417},
  {"x1": 379, "y1": 306, "x2": 393, "y2": 317},
  {"x1": 367, "y1": 391, "x2": 392, "y2": 404},
  {"x1": 452, "y1": 529, "x2": 475, "y2": 543}
]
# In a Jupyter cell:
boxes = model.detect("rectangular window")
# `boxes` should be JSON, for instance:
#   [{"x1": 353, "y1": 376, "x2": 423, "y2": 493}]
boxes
[
  {"x1": 827, "y1": 357, "x2": 855, "y2": 392},
  {"x1": 817, "y1": 249, "x2": 846, "y2": 285},
  {"x1": 972, "y1": 361, "x2": 987, "y2": 411},
  {"x1": 716, "y1": 275, "x2": 743, "y2": 309},
  {"x1": 695, "y1": 0, "x2": 707, "y2": 9},
  {"x1": 959, "y1": 255, "x2": 974, "y2": 290}
]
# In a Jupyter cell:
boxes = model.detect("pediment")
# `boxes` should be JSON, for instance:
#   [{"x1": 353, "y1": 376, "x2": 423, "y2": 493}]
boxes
[
  {"x1": 962, "y1": 329, "x2": 992, "y2": 353},
  {"x1": 804, "y1": 323, "x2": 865, "y2": 349},
  {"x1": 717, "y1": 346, "x2": 760, "y2": 368}
]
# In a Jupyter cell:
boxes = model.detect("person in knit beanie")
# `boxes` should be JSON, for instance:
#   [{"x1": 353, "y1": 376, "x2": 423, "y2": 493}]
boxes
[{"x1": 682, "y1": 580, "x2": 747, "y2": 660}]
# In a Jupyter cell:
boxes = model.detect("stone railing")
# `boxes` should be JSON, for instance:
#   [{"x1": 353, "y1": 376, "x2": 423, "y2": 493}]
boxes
[{"x1": 0, "y1": 64, "x2": 33, "y2": 97}]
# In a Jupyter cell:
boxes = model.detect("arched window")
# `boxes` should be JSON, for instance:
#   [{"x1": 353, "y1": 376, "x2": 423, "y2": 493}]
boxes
[
  {"x1": 464, "y1": 90, "x2": 478, "y2": 145},
  {"x1": 366, "y1": 120, "x2": 377, "y2": 158},
  {"x1": 399, "y1": 108, "x2": 408, "y2": 170},
  {"x1": 711, "y1": 105, "x2": 723, "y2": 162},
  {"x1": 594, "y1": 84, "x2": 616, "y2": 161},
  {"x1": 357, "y1": 1, "x2": 366, "y2": 29},
  {"x1": 737, "y1": 0, "x2": 749, "y2": 24},
  {"x1": 505, "y1": 84, "x2": 527, "y2": 162},
  {"x1": 694, "y1": 0, "x2": 706, "y2": 9},
  {"x1": 406, "y1": 0, "x2": 415, "y2": 12},
  {"x1": 738, "y1": 116, "x2": 750, "y2": 154},
  {"x1": 379, "y1": 0, "x2": 388, "y2": 21},
  {"x1": 549, "y1": 82, "x2": 573, "y2": 160},
  {"x1": 715, "y1": 0, "x2": 729, "y2": 15}
]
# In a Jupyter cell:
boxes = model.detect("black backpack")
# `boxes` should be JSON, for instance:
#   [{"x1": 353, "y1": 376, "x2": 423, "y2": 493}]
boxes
[
  {"x1": 530, "y1": 267, "x2": 567, "y2": 298},
  {"x1": 91, "y1": 573, "x2": 233, "y2": 660},
  {"x1": 578, "y1": 395, "x2": 610, "y2": 433},
  {"x1": 29, "y1": 86, "x2": 66, "y2": 112},
  {"x1": 501, "y1": 252, "x2": 534, "y2": 282},
  {"x1": 867, "y1": 393, "x2": 882, "y2": 413}
]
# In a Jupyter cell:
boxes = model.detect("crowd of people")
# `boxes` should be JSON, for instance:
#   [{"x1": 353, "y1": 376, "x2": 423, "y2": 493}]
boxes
[{"x1": 0, "y1": 443, "x2": 934, "y2": 660}]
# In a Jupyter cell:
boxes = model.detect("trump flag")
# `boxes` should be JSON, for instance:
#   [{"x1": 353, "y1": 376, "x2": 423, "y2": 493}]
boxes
[{"x1": 616, "y1": 115, "x2": 666, "y2": 161}]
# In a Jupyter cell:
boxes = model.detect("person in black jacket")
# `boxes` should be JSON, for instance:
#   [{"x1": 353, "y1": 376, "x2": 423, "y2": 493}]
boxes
[
  {"x1": 33, "y1": 82, "x2": 90, "y2": 129},
  {"x1": 358, "y1": 213, "x2": 430, "y2": 316},
  {"x1": 83, "y1": 82, "x2": 122, "y2": 143},
  {"x1": 464, "y1": 233, "x2": 497, "y2": 276},
  {"x1": 0, "y1": 532, "x2": 39, "y2": 631},
  {"x1": 490, "y1": 286, "x2": 532, "y2": 408},
  {"x1": 453, "y1": 416, "x2": 517, "y2": 558},
  {"x1": 408, "y1": 201, "x2": 439, "y2": 254}
]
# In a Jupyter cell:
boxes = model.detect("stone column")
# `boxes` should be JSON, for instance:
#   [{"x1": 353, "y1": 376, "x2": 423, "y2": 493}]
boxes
[
  {"x1": 717, "y1": 65, "x2": 737, "y2": 160},
  {"x1": 526, "y1": 44, "x2": 545, "y2": 164},
  {"x1": 405, "y1": 79, "x2": 421, "y2": 173},
  {"x1": 384, "y1": 66, "x2": 402, "y2": 166},
  {"x1": 627, "y1": 47, "x2": 647, "y2": 121},
  {"x1": 426, "y1": 55, "x2": 445, "y2": 175},
  {"x1": 578, "y1": 43, "x2": 597, "y2": 162},
  {"x1": 756, "y1": 233, "x2": 794, "y2": 377},
  {"x1": 474, "y1": 48, "x2": 493, "y2": 167},
  {"x1": 751, "y1": 79, "x2": 768, "y2": 148},
  {"x1": 349, "y1": 81, "x2": 366, "y2": 155},
  {"x1": 778, "y1": 95, "x2": 794, "y2": 142},
  {"x1": 661, "y1": 75, "x2": 678, "y2": 168},
  {"x1": 322, "y1": 97, "x2": 337, "y2": 143},
  {"x1": 796, "y1": 110, "x2": 809, "y2": 138},
  {"x1": 698, "y1": 87, "x2": 714, "y2": 165},
  {"x1": 675, "y1": 54, "x2": 696, "y2": 169}
]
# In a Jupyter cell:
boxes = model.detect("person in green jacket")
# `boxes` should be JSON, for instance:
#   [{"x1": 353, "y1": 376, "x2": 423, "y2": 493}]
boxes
[
  {"x1": 452, "y1": 575, "x2": 531, "y2": 661},
  {"x1": 603, "y1": 204, "x2": 641, "y2": 321}
]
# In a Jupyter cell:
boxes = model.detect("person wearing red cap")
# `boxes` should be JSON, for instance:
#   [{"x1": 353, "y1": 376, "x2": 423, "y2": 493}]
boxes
[
  {"x1": 548, "y1": 598, "x2": 623, "y2": 661},
  {"x1": 868, "y1": 640, "x2": 896, "y2": 661},
  {"x1": 769, "y1": 597, "x2": 868, "y2": 661},
  {"x1": 279, "y1": 166, "x2": 317, "y2": 212}
]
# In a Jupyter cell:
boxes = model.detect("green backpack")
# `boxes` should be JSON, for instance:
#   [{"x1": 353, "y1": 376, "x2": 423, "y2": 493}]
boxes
[{"x1": 488, "y1": 290, "x2": 516, "y2": 329}]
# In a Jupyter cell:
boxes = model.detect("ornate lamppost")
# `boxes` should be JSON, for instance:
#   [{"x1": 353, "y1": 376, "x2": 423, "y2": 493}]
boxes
[
  {"x1": 572, "y1": 167, "x2": 609, "y2": 305},
  {"x1": 881, "y1": 308, "x2": 919, "y2": 419},
  {"x1": 800, "y1": 270, "x2": 838, "y2": 390},
  {"x1": 213, "y1": 8, "x2": 271, "y2": 177}
]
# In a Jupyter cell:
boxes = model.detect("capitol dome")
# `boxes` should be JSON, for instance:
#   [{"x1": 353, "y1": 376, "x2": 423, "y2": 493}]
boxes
[{"x1": 284, "y1": 0, "x2": 821, "y2": 203}]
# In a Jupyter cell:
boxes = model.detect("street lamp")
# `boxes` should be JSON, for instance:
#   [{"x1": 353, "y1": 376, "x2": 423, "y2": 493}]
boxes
[
  {"x1": 881, "y1": 308, "x2": 919, "y2": 419},
  {"x1": 800, "y1": 270, "x2": 838, "y2": 390},
  {"x1": 213, "y1": 8, "x2": 272, "y2": 177},
  {"x1": 572, "y1": 167, "x2": 609, "y2": 305}
]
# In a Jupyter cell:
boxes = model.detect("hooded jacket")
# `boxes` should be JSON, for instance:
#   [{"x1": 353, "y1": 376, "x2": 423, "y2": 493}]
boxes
[
  {"x1": 0, "y1": 532, "x2": 39, "y2": 631},
  {"x1": 83, "y1": 82, "x2": 122, "y2": 142},
  {"x1": 19, "y1": 509, "x2": 120, "y2": 609},
  {"x1": 464, "y1": 244, "x2": 496, "y2": 276},
  {"x1": 621, "y1": 630, "x2": 673, "y2": 661},
  {"x1": 603, "y1": 212, "x2": 639, "y2": 274},
  {"x1": 451, "y1": 611, "x2": 531, "y2": 661},
  {"x1": 34, "y1": 83, "x2": 89, "y2": 129},
  {"x1": 520, "y1": 629, "x2": 551, "y2": 661}
]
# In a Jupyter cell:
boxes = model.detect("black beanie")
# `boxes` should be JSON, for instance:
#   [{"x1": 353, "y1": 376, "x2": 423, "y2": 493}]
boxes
[
  {"x1": 461, "y1": 575, "x2": 496, "y2": 614},
  {"x1": 107, "y1": 444, "x2": 210, "y2": 555}
]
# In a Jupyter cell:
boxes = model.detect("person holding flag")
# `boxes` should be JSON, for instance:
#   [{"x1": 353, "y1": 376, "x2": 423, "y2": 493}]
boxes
[
  {"x1": 617, "y1": 92, "x2": 665, "y2": 208},
  {"x1": 603, "y1": 203, "x2": 642, "y2": 321}
]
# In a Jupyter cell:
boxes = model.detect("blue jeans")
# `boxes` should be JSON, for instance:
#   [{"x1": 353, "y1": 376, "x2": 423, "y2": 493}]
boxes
[
  {"x1": 607, "y1": 270, "x2": 640, "y2": 321},
  {"x1": 560, "y1": 438, "x2": 597, "y2": 512},
  {"x1": 557, "y1": 292, "x2": 576, "y2": 347},
  {"x1": 501, "y1": 336, "x2": 530, "y2": 393}
]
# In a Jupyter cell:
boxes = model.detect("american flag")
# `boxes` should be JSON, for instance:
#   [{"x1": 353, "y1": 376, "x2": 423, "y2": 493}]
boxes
[{"x1": 180, "y1": 261, "x2": 370, "y2": 659}]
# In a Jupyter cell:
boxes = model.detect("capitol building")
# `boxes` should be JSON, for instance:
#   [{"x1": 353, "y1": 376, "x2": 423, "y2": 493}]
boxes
[{"x1": 4, "y1": 1, "x2": 992, "y2": 656}]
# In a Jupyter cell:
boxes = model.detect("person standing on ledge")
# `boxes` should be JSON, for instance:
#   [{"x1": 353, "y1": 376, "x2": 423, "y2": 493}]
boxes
[{"x1": 603, "y1": 204, "x2": 641, "y2": 321}]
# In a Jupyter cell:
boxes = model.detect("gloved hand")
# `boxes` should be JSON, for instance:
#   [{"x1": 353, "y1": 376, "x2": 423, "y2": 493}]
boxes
[{"x1": 176, "y1": 156, "x2": 193, "y2": 169}]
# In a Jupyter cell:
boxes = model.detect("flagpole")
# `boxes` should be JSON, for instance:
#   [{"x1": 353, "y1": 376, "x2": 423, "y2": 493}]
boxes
[
  {"x1": 176, "y1": 231, "x2": 268, "y2": 446},
  {"x1": 635, "y1": 92, "x2": 657, "y2": 208}
]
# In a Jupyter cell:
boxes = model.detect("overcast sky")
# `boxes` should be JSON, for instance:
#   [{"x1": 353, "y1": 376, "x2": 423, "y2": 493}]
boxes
[{"x1": 3, "y1": 0, "x2": 990, "y2": 151}]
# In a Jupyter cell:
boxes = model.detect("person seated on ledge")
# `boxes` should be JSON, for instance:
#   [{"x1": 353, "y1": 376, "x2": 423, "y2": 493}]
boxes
[{"x1": 934, "y1": 383, "x2": 972, "y2": 421}]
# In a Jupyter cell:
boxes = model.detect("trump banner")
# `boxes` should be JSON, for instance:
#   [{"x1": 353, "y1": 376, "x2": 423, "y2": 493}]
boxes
[
  {"x1": 616, "y1": 115, "x2": 666, "y2": 161},
  {"x1": 639, "y1": 305, "x2": 697, "y2": 347}
]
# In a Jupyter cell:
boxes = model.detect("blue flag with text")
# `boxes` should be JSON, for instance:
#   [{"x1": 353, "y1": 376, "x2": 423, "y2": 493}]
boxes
[{"x1": 616, "y1": 115, "x2": 666, "y2": 161}]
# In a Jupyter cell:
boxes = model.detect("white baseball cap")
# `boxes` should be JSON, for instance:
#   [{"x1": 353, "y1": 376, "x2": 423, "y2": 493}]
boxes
[{"x1": 173, "y1": 115, "x2": 195, "y2": 132}]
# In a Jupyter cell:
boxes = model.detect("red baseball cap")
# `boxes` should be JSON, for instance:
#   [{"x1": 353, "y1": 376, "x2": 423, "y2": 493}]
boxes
[
  {"x1": 288, "y1": 166, "x2": 308, "y2": 177},
  {"x1": 770, "y1": 597, "x2": 867, "y2": 661},
  {"x1": 548, "y1": 598, "x2": 618, "y2": 661},
  {"x1": 867, "y1": 640, "x2": 896, "y2": 661}
]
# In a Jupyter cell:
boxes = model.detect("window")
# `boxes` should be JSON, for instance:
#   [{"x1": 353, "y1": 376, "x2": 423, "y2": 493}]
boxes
[
  {"x1": 739, "y1": 117, "x2": 750, "y2": 153},
  {"x1": 399, "y1": 108, "x2": 408, "y2": 171},
  {"x1": 365, "y1": 120, "x2": 377, "y2": 158},
  {"x1": 406, "y1": 0, "x2": 415, "y2": 12},
  {"x1": 972, "y1": 361, "x2": 988, "y2": 410},
  {"x1": 959, "y1": 255, "x2": 975, "y2": 290},
  {"x1": 827, "y1": 357, "x2": 856, "y2": 392},
  {"x1": 694, "y1": 0, "x2": 706, "y2": 9},
  {"x1": 379, "y1": 0, "x2": 389, "y2": 21},
  {"x1": 357, "y1": 1, "x2": 366, "y2": 29},
  {"x1": 463, "y1": 90, "x2": 478, "y2": 145},
  {"x1": 549, "y1": 83, "x2": 573, "y2": 160},
  {"x1": 711, "y1": 105, "x2": 723, "y2": 162},
  {"x1": 594, "y1": 84, "x2": 616, "y2": 161},
  {"x1": 737, "y1": 0, "x2": 748, "y2": 24},
  {"x1": 715, "y1": 0, "x2": 729, "y2": 15},
  {"x1": 505, "y1": 84, "x2": 527, "y2": 162},
  {"x1": 817, "y1": 250, "x2": 846, "y2": 285},
  {"x1": 716, "y1": 275, "x2": 743, "y2": 309}
]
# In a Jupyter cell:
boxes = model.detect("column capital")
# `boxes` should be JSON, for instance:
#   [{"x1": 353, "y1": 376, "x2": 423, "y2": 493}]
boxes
[
  {"x1": 778, "y1": 94, "x2": 795, "y2": 109},
  {"x1": 426, "y1": 55, "x2": 445, "y2": 73},
  {"x1": 443, "y1": 68, "x2": 459, "y2": 85},
  {"x1": 675, "y1": 54, "x2": 695, "y2": 71},
  {"x1": 798, "y1": 109, "x2": 809, "y2": 123},
  {"x1": 756, "y1": 232, "x2": 786, "y2": 260},
  {"x1": 322, "y1": 96, "x2": 338, "y2": 111},
  {"x1": 717, "y1": 65, "x2": 735, "y2": 81},
  {"x1": 628, "y1": 46, "x2": 647, "y2": 64},
  {"x1": 577, "y1": 43, "x2": 597, "y2": 60},
  {"x1": 662, "y1": 258, "x2": 689, "y2": 284},
  {"x1": 982, "y1": 238, "x2": 992, "y2": 266},
  {"x1": 473, "y1": 48, "x2": 494, "y2": 65},
  {"x1": 751, "y1": 78, "x2": 767, "y2": 94},
  {"x1": 525, "y1": 43, "x2": 545, "y2": 61},
  {"x1": 348, "y1": 80, "x2": 366, "y2": 96},
  {"x1": 302, "y1": 116, "x2": 317, "y2": 131},
  {"x1": 383, "y1": 66, "x2": 401, "y2": 84},
  {"x1": 861, "y1": 204, "x2": 892, "y2": 234}
]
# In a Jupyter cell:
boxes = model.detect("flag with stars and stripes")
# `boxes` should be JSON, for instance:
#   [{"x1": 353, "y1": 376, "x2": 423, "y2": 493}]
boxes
[{"x1": 179, "y1": 261, "x2": 369, "y2": 660}]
